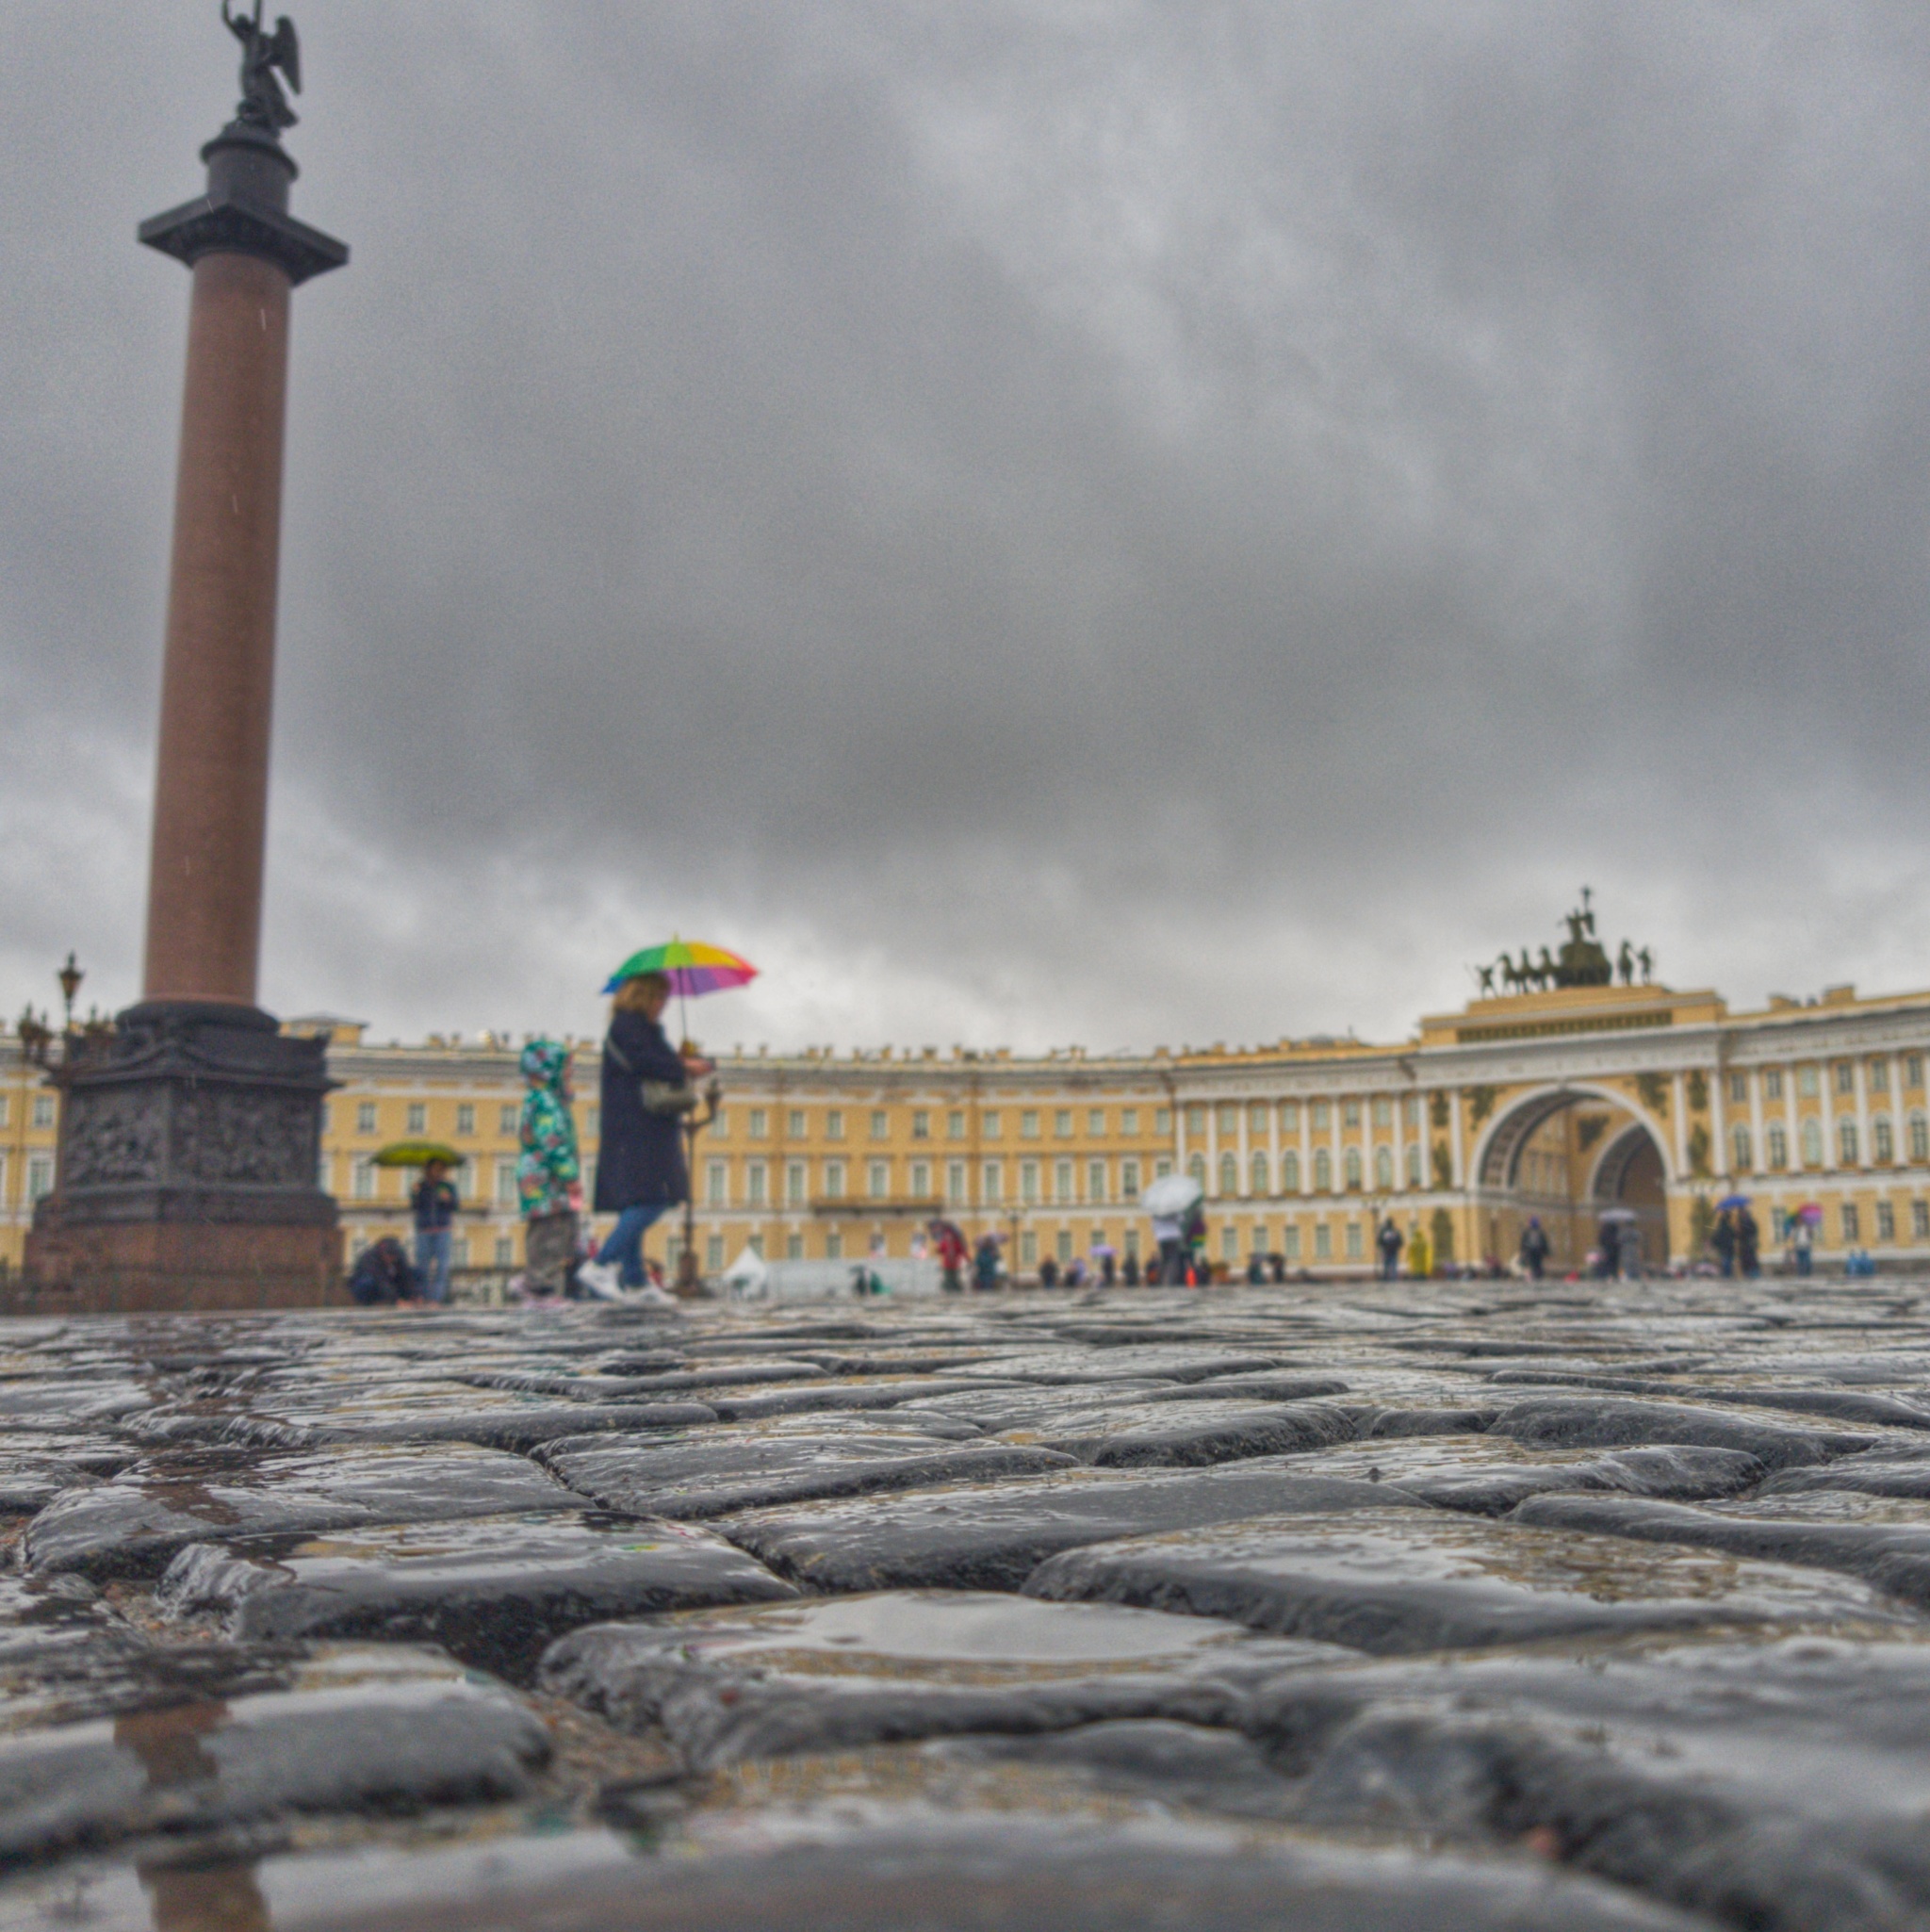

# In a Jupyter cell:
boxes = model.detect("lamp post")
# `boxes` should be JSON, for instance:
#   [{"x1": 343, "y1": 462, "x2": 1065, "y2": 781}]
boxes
[
  {"x1": 676, "y1": 1078, "x2": 724, "y2": 1296},
  {"x1": 57, "y1": 956, "x2": 82, "y2": 1036}
]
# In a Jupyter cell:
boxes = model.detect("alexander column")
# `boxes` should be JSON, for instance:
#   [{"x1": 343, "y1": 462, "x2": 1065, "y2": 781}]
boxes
[{"x1": 26, "y1": 5, "x2": 348, "y2": 1309}]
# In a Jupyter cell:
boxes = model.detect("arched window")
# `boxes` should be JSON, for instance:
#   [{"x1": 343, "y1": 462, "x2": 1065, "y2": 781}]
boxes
[
  {"x1": 1730, "y1": 1123, "x2": 1752, "y2": 1174},
  {"x1": 1801, "y1": 1119, "x2": 1824, "y2": 1167},
  {"x1": 1374, "y1": 1147, "x2": 1394, "y2": 1189},
  {"x1": 1251, "y1": 1151, "x2": 1269, "y2": 1196},
  {"x1": 1187, "y1": 1153, "x2": 1206, "y2": 1187},
  {"x1": 1313, "y1": 1149, "x2": 1332, "y2": 1192},
  {"x1": 1405, "y1": 1143, "x2": 1422, "y2": 1188},
  {"x1": 1913, "y1": 1114, "x2": 1930, "y2": 1164},
  {"x1": 1874, "y1": 1117, "x2": 1895, "y2": 1164},
  {"x1": 1344, "y1": 1148, "x2": 1363, "y2": 1191},
  {"x1": 1219, "y1": 1153, "x2": 1238, "y2": 1198},
  {"x1": 1282, "y1": 1150, "x2": 1300, "y2": 1193},
  {"x1": 1767, "y1": 1124, "x2": 1787, "y2": 1171},
  {"x1": 1839, "y1": 1118, "x2": 1860, "y2": 1168}
]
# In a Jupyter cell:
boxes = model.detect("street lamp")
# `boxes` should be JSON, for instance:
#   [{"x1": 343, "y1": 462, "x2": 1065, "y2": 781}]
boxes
[
  {"x1": 57, "y1": 955, "x2": 82, "y2": 1034},
  {"x1": 675, "y1": 1077, "x2": 724, "y2": 1297}
]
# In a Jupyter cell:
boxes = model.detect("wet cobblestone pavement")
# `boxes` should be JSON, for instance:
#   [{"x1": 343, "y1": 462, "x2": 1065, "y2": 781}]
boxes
[{"x1": 8, "y1": 1282, "x2": 1930, "y2": 1928}]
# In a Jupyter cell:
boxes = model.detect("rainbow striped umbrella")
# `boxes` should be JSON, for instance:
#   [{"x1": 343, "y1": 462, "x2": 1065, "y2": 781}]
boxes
[{"x1": 602, "y1": 938, "x2": 758, "y2": 998}]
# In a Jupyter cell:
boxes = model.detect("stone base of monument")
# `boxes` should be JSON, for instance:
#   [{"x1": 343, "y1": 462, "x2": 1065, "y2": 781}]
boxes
[{"x1": 20, "y1": 1001, "x2": 344, "y2": 1313}]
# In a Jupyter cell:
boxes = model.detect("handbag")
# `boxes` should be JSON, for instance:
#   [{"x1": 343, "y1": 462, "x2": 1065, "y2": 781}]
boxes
[{"x1": 607, "y1": 1035, "x2": 697, "y2": 1116}]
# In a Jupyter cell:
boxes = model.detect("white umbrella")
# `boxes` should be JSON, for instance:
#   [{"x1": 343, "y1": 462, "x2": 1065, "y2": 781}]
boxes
[
  {"x1": 1599, "y1": 1207, "x2": 1640, "y2": 1222},
  {"x1": 1140, "y1": 1172, "x2": 1204, "y2": 1218}
]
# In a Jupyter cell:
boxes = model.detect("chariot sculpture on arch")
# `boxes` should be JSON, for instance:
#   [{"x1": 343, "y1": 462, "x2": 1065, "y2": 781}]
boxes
[{"x1": 223, "y1": 0, "x2": 303, "y2": 134}]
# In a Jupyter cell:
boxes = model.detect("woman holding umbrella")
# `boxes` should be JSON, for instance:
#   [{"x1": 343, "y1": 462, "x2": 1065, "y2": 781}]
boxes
[{"x1": 577, "y1": 952, "x2": 737, "y2": 1299}]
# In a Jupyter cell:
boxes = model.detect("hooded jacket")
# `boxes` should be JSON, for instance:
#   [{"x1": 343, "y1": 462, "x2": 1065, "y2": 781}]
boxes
[{"x1": 516, "y1": 1040, "x2": 580, "y2": 1218}]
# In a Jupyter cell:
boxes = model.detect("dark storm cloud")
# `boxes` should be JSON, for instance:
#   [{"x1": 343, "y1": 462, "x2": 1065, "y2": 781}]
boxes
[{"x1": 5, "y1": 3, "x2": 1930, "y2": 1049}]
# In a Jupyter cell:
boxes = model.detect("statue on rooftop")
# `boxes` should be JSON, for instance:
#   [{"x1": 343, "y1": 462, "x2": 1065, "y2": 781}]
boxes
[{"x1": 223, "y1": 0, "x2": 302, "y2": 133}]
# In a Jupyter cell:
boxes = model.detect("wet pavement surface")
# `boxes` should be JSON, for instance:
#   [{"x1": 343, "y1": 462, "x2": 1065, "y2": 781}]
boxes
[{"x1": 8, "y1": 1285, "x2": 1930, "y2": 1927}]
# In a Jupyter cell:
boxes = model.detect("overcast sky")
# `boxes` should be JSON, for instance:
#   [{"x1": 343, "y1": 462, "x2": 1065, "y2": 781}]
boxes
[{"x1": 5, "y1": 3, "x2": 1930, "y2": 1055}]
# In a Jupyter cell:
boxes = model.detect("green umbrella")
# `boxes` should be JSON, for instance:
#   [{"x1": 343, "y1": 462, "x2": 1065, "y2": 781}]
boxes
[{"x1": 371, "y1": 1141, "x2": 466, "y2": 1169}]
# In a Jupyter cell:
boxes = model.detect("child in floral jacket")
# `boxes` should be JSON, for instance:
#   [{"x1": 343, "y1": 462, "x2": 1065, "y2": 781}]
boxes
[{"x1": 517, "y1": 1040, "x2": 581, "y2": 1296}]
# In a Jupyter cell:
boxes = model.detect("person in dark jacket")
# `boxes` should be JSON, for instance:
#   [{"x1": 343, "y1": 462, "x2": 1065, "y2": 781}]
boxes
[
  {"x1": 1518, "y1": 1215, "x2": 1550, "y2": 1281},
  {"x1": 575, "y1": 972, "x2": 712, "y2": 1296},
  {"x1": 1736, "y1": 1204, "x2": 1760, "y2": 1279},
  {"x1": 410, "y1": 1157, "x2": 460, "y2": 1305},
  {"x1": 349, "y1": 1236, "x2": 417, "y2": 1306}
]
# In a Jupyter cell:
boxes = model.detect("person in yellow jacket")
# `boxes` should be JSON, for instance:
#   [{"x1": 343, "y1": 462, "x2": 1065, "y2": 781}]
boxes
[{"x1": 1405, "y1": 1222, "x2": 1432, "y2": 1280}]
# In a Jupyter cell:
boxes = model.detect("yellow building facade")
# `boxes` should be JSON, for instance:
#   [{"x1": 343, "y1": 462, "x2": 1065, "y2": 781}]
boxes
[{"x1": 7, "y1": 975, "x2": 1930, "y2": 1281}]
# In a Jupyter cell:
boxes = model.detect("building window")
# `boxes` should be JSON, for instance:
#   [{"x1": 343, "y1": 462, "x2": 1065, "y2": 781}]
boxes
[
  {"x1": 1729, "y1": 1072, "x2": 1747, "y2": 1104},
  {"x1": 1315, "y1": 1222, "x2": 1332, "y2": 1260},
  {"x1": 708, "y1": 1162, "x2": 728, "y2": 1207},
  {"x1": 1405, "y1": 1144, "x2": 1422, "y2": 1188},
  {"x1": 456, "y1": 1104, "x2": 475, "y2": 1137},
  {"x1": 749, "y1": 1109, "x2": 768, "y2": 1139},
  {"x1": 1243, "y1": 1103, "x2": 1263, "y2": 1134},
  {"x1": 1251, "y1": 1151, "x2": 1269, "y2": 1195},
  {"x1": 1836, "y1": 1062, "x2": 1856, "y2": 1096},
  {"x1": 1764, "y1": 1070, "x2": 1783, "y2": 1099},
  {"x1": 1371, "y1": 1097, "x2": 1391, "y2": 1128},
  {"x1": 1797, "y1": 1066, "x2": 1820, "y2": 1098},
  {"x1": 406, "y1": 1103, "x2": 426, "y2": 1135},
  {"x1": 1014, "y1": 1110, "x2": 1038, "y2": 1140},
  {"x1": 1840, "y1": 1119, "x2": 1860, "y2": 1167},
  {"x1": 746, "y1": 1234, "x2": 764, "y2": 1258},
  {"x1": 1374, "y1": 1147, "x2": 1394, "y2": 1189},
  {"x1": 495, "y1": 1159, "x2": 516, "y2": 1207},
  {"x1": 1916, "y1": 1201, "x2": 1930, "y2": 1241},
  {"x1": 1284, "y1": 1150, "x2": 1301, "y2": 1193},
  {"x1": 450, "y1": 1236, "x2": 469, "y2": 1269},
  {"x1": 1343, "y1": 1148, "x2": 1363, "y2": 1191},
  {"x1": 1055, "y1": 1110, "x2": 1073, "y2": 1138},
  {"x1": 1877, "y1": 1200, "x2": 1896, "y2": 1242},
  {"x1": 1314, "y1": 1149, "x2": 1333, "y2": 1192},
  {"x1": 1216, "y1": 1104, "x2": 1236, "y2": 1135},
  {"x1": 1057, "y1": 1228, "x2": 1074, "y2": 1263},
  {"x1": 1913, "y1": 1115, "x2": 1930, "y2": 1164},
  {"x1": 1909, "y1": 1055, "x2": 1925, "y2": 1089},
  {"x1": 1801, "y1": 1119, "x2": 1824, "y2": 1167},
  {"x1": 1122, "y1": 1107, "x2": 1139, "y2": 1135},
  {"x1": 1186, "y1": 1154, "x2": 1205, "y2": 1188},
  {"x1": 1153, "y1": 1108, "x2": 1170, "y2": 1135},
  {"x1": 864, "y1": 1110, "x2": 885, "y2": 1141},
  {"x1": 711, "y1": 1110, "x2": 729, "y2": 1138},
  {"x1": 1312, "y1": 1102, "x2": 1331, "y2": 1131},
  {"x1": 0, "y1": 1096, "x2": 9, "y2": 1127},
  {"x1": 983, "y1": 1162, "x2": 1002, "y2": 1204},
  {"x1": 912, "y1": 1111, "x2": 930, "y2": 1139},
  {"x1": 495, "y1": 1236, "x2": 515, "y2": 1267},
  {"x1": 1221, "y1": 1225, "x2": 1239, "y2": 1262},
  {"x1": 707, "y1": 1234, "x2": 726, "y2": 1269},
  {"x1": 983, "y1": 1111, "x2": 1002, "y2": 1138},
  {"x1": 1730, "y1": 1123, "x2": 1752, "y2": 1172},
  {"x1": 1871, "y1": 1060, "x2": 1891, "y2": 1094},
  {"x1": 788, "y1": 1109, "x2": 806, "y2": 1138},
  {"x1": 825, "y1": 1110, "x2": 843, "y2": 1140},
  {"x1": 1346, "y1": 1220, "x2": 1364, "y2": 1260},
  {"x1": 1283, "y1": 1225, "x2": 1301, "y2": 1261},
  {"x1": 786, "y1": 1232, "x2": 805, "y2": 1260},
  {"x1": 1875, "y1": 1117, "x2": 1895, "y2": 1165},
  {"x1": 1768, "y1": 1123, "x2": 1788, "y2": 1171},
  {"x1": 946, "y1": 1161, "x2": 965, "y2": 1204},
  {"x1": 1121, "y1": 1158, "x2": 1140, "y2": 1199},
  {"x1": 584, "y1": 1106, "x2": 598, "y2": 1137},
  {"x1": 1055, "y1": 1159, "x2": 1073, "y2": 1203},
  {"x1": 1020, "y1": 1230, "x2": 1038, "y2": 1266},
  {"x1": 1154, "y1": 1157, "x2": 1171, "y2": 1180},
  {"x1": 1402, "y1": 1096, "x2": 1419, "y2": 1127},
  {"x1": 911, "y1": 1161, "x2": 930, "y2": 1198},
  {"x1": 26, "y1": 1154, "x2": 55, "y2": 1203},
  {"x1": 1087, "y1": 1160, "x2": 1106, "y2": 1203},
  {"x1": 1219, "y1": 1153, "x2": 1237, "y2": 1197},
  {"x1": 947, "y1": 1111, "x2": 966, "y2": 1139},
  {"x1": 824, "y1": 1160, "x2": 845, "y2": 1200},
  {"x1": 1842, "y1": 1203, "x2": 1861, "y2": 1244},
  {"x1": 1088, "y1": 1108, "x2": 1106, "y2": 1136},
  {"x1": 354, "y1": 1158, "x2": 377, "y2": 1202},
  {"x1": 1343, "y1": 1100, "x2": 1361, "y2": 1129},
  {"x1": 499, "y1": 1104, "x2": 517, "y2": 1135},
  {"x1": 357, "y1": 1101, "x2": 377, "y2": 1135},
  {"x1": 1186, "y1": 1105, "x2": 1205, "y2": 1136},
  {"x1": 1251, "y1": 1223, "x2": 1268, "y2": 1254},
  {"x1": 31, "y1": 1094, "x2": 56, "y2": 1130},
  {"x1": 868, "y1": 1160, "x2": 890, "y2": 1199},
  {"x1": 1283, "y1": 1102, "x2": 1300, "y2": 1129},
  {"x1": 786, "y1": 1161, "x2": 806, "y2": 1205},
  {"x1": 825, "y1": 1229, "x2": 843, "y2": 1260}
]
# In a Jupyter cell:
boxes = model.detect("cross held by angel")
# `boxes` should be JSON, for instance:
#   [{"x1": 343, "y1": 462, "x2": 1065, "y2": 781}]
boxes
[{"x1": 223, "y1": 0, "x2": 302, "y2": 133}]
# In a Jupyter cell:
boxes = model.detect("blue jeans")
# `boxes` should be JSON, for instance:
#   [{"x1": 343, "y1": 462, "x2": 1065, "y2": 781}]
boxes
[
  {"x1": 414, "y1": 1227, "x2": 451, "y2": 1303},
  {"x1": 598, "y1": 1203, "x2": 670, "y2": 1286}
]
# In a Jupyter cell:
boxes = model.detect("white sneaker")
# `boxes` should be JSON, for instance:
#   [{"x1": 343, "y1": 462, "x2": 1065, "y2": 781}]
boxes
[
  {"x1": 575, "y1": 1259, "x2": 624, "y2": 1302},
  {"x1": 624, "y1": 1284, "x2": 680, "y2": 1311}
]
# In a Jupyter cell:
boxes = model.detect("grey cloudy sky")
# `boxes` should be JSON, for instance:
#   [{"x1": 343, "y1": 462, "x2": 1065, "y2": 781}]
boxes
[{"x1": 5, "y1": 3, "x2": 1930, "y2": 1054}]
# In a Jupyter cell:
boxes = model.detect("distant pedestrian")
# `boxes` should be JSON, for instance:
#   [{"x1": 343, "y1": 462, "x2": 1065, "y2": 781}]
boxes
[
  {"x1": 1376, "y1": 1216, "x2": 1402, "y2": 1281},
  {"x1": 349, "y1": 1236, "x2": 417, "y2": 1307},
  {"x1": 577, "y1": 972, "x2": 711, "y2": 1300},
  {"x1": 1791, "y1": 1214, "x2": 1814, "y2": 1276},
  {"x1": 1518, "y1": 1215, "x2": 1550, "y2": 1282},
  {"x1": 1039, "y1": 1255, "x2": 1059, "y2": 1288},
  {"x1": 1100, "y1": 1251, "x2": 1117, "y2": 1287},
  {"x1": 1151, "y1": 1209, "x2": 1185, "y2": 1285},
  {"x1": 1596, "y1": 1216, "x2": 1622, "y2": 1280},
  {"x1": 1737, "y1": 1205, "x2": 1760, "y2": 1279},
  {"x1": 1121, "y1": 1250, "x2": 1141, "y2": 1286},
  {"x1": 1406, "y1": 1222, "x2": 1431, "y2": 1279},
  {"x1": 1710, "y1": 1209, "x2": 1737, "y2": 1279},
  {"x1": 1269, "y1": 1253, "x2": 1287, "y2": 1285},
  {"x1": 931, "y1": 1220, "x2": 969, "y2": 1295},
  {"x1": 410, "y1": 1157, "x2": 459, "y2": 1306},
  {"x1": 515, "y1": 1040, "x2": 581, "y2": 1300},
  {"x1": 973, "y1": 1234, "x2": 1001, "y2": 1291},
  {"x1": 1246, "y1": 1252, "x2": 1266, "y2": 1285}
]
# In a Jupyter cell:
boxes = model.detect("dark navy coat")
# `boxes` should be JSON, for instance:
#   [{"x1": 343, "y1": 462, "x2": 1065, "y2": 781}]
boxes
[{"x1": 594, "y1": 1010, "x2": 690, "y2": 1211}]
